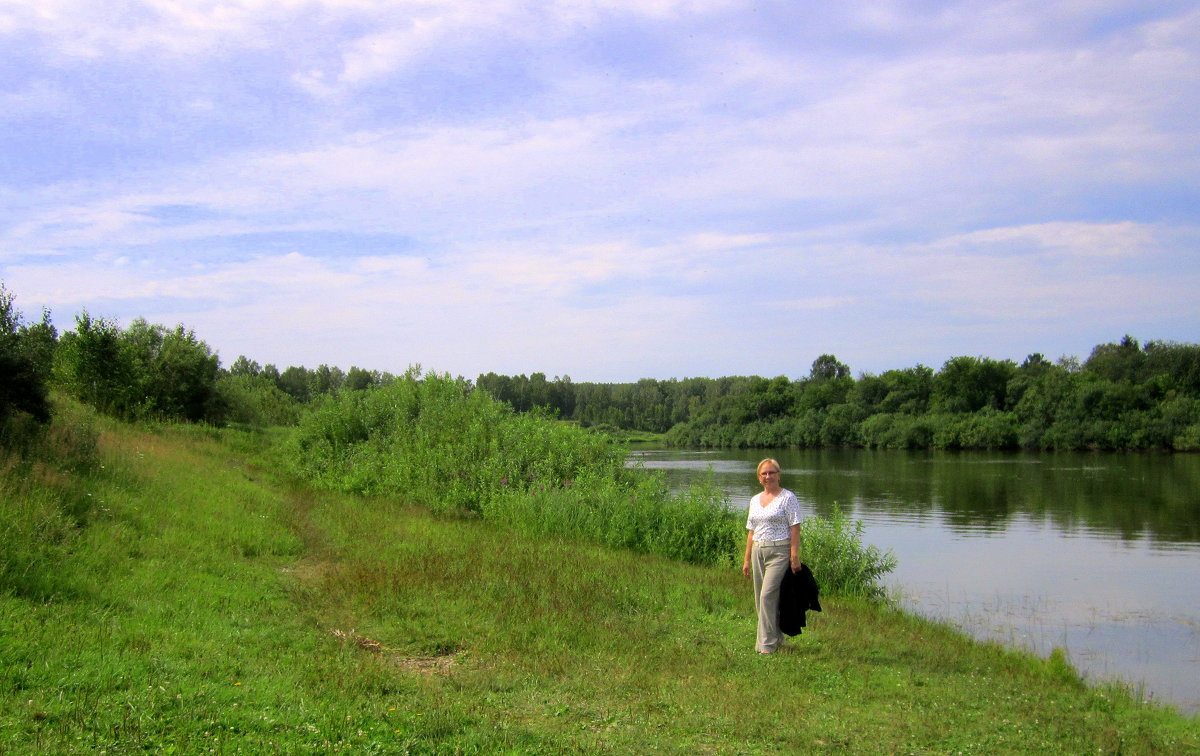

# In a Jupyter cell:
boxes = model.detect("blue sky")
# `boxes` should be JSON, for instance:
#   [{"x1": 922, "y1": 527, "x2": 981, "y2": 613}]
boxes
[{"x1": 2, "y1": 0, "x2": 1197, "y2": 381}]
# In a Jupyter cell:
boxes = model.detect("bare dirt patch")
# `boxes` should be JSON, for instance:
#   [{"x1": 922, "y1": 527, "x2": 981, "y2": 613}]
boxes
[{"x1": 329, "y1": 628, "x2": 458, "y2": 676}]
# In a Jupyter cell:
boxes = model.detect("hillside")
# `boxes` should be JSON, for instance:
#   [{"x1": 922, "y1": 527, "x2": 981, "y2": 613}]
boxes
[{"x1": 2, "y1": 416, "x2": 1198, "y2": 753}]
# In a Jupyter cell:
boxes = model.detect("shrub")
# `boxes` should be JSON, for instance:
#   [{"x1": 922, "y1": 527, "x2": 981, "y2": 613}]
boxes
[
  {"x1": 800, "y1": 503, "x2": 897, "y2": 599},
  {"x1": 0, "y1": 284, "x2": 54, "y2": 428},
  {"x1": 1173, "y1": 424, "x2": 1200, "y2": 451},
  {"x1": 213, "y1": 374, "x2": 301, "y2": 427},
  {"x1": 287, "y1": 369, "x2": 625, "y2": 513},
  {"x1": 55, "y1": 314, "x2": 220, "y2": 423}
]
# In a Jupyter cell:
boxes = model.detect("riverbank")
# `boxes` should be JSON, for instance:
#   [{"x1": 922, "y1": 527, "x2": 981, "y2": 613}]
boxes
[
  {"x1": 632, "y1": 445, "x2": 1200, "y2": 713},
  {"x1": 2, "y1": 421, "x2": 1197, "y2": 753}
]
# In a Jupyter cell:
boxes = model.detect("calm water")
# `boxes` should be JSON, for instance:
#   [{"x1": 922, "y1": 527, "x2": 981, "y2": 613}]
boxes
[{"x1": 629, "y1": 447, "x2": 1200, "y2": 714}]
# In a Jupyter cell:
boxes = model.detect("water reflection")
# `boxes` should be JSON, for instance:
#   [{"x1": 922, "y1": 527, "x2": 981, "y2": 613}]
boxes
[
  {"x1": 631, "y1": 447, "x2": 1200, "y2": 547},
  {"x1": 631, "y1": 446, "x2": 1200, "y2": 713}
]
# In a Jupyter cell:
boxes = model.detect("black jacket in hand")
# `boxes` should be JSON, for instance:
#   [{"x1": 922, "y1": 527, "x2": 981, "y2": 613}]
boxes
[{"x1": 778, "y1": 563, "x2": 822, "y2": 636}]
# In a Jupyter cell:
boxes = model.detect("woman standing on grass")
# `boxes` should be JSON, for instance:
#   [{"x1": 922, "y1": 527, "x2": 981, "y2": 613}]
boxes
[{"x1": 742, "y1": 458, "x2": 802, "y2": 654}]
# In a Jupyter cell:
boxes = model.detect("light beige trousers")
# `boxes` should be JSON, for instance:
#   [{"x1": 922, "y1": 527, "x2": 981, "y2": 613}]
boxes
[{"x1": 751, "y1": 539, "x2": 791, "y2": 653}]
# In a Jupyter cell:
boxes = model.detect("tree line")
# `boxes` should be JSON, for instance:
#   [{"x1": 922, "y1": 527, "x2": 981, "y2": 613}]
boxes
[
  {"x1": 0, "y1": 283, "x2": 393, "y2": 435},
  {"x1": 477, "y1": 343, "x2": 1200, "y2": 451},
  {"x1": 4, "y1": 280, "x2": 1198, "y2": 451}
]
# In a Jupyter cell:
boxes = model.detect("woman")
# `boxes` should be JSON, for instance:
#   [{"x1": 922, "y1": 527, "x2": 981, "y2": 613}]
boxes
[{"x1": 742, "y1": 458, "x2": 802, "y2": 654}]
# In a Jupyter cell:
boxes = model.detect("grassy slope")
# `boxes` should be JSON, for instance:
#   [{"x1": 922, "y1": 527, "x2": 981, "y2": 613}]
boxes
[{"x1": 2, "y1": 422, "x2": 1198, "y2": 754}]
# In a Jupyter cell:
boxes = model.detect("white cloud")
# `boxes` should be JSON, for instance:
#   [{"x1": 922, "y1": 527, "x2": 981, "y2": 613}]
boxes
[
  {"x1": 872, "y1": 221, "x2": 1194, "y2": 325},
  {"x1": 1, "y1": 1, "x2": 1197, "y2": 379},
  {"x1": 1, "y1": 0, "x2": 731, "y2": 68},
  {"x1": 5, "y1": 215, "x2": 1195, "y2": 378},
  {"x1": 7, "y1": 0, "x2": 1197, "y2": 244},
  {"x1": 934, "y1": 222, "x2": 1156, "y2": 259}
]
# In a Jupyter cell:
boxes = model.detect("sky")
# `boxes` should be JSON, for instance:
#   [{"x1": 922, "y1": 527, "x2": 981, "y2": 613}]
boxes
[{"x1": 1, "y1": 0, "x2": 1198, "y2": 382}]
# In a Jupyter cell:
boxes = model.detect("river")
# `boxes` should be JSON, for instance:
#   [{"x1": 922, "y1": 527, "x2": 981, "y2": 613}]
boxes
[{"x1": 629, "y1": 446, "x2": 1200, "y2": 715}]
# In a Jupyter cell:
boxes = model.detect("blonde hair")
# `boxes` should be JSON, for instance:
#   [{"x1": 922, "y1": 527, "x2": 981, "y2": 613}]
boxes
[{"x1": 756, "y1": 458, "x2": 781, "y2": 475}]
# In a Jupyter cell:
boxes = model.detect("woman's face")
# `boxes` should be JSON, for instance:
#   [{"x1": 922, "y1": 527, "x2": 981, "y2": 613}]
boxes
[{"x1": 758, "y1": 465, "x2": 780, "y2": 487}]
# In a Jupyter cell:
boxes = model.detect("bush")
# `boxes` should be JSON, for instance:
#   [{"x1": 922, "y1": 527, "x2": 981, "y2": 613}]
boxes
[
  {"x1": 213, "y1": 374, "x2": 301, "y2": 427},
  {"x1": 0, "y1": 284, "x2": 54, "y2": 428},
  {"x1": 800, "y1": 503, "x2": 897, "y2": 599},
  {"x1": 1173, "y1": 424, "x2": 1200, "y2": 451},
  {"x1": 929, "y1": 410, "x2": 1019, "y2": 450},
  {"x1": 859, "y1": 413, "x2": 935, "y2": 450},
  {"x1": 287, "y1": 369, "x2": 625, "y2": 513},
  {"x1": 289, "y1": 370, "x2": 750, "y2": 564},
  {"x1": 55, "y1": 315, "x2": 220, "y2": 423}
]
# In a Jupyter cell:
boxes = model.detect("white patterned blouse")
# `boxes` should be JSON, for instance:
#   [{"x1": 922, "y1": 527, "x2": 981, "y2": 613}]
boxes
[{"x1": 745, "y1": 488, "x2": 802, "y2": 542}]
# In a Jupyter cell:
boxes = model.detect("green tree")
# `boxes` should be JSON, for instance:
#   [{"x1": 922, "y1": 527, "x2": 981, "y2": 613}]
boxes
[
  {"x1": 553, "y1": 375, "x2": 576, "y2": 418},
  {"x1": 847, "y1": 373, "x2": 887, "y2": 413},
  {"x1": 736, "y1": 376, "x2": 793, "y2": 422},
  {"x1": 933, "y1": 356, "x2": 1015, "y2": 413},
  {"x1": 628, "y1": 379, "x2": 671, "y2": 431},
  {"x1": 797, "y1": 375, "x2": 852, "y2": 412},
  {"x1": 214, "y1": 374, "x2": 300, "y2": 426},
  {"x1": 56, "y1": 315, "x2": 219, "y2": 422},
  {"x1": 345, "y1": 366, "x2": 377, "y2": 391},
  {"x1": 229, "y1": 355, "x2": 261, "y2": 376},
  {"x1": 820, "y1": 404, "x2": 864, "y2": 446},
  {"x1": 528, "y1": 372, "x2": 554, "y2": 410},
  {"x1": 133, "y1": 321, "x2": 220, "y2": 421},
  {"x1": 55, "y1": 312, "x2": 138, "y2": 417},
  {"x1": 311, "y1": 364, "x2": 345, "y2": 395},
  {"x1": 810, "y1": 354, "x2": 851, "y2": 381},
  {"x1": 1143, "y1": 340, "x2": 1200, "y2": 397},
  {"x1": 277, "y1": 366, "x2": 313, "y2": 402},
  {"x1": 0, "y1": 285, "x2": 54, "y2": 425},
  {"x1": 878, "y1": 366, "x2": 933, "y2": 414},
  {"x1": 1084, "y1": 335, "x2": 1144, "y2": 383}
]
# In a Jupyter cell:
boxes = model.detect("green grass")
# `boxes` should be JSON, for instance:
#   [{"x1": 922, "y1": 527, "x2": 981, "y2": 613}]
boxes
[{"x1": 2, "y1": 418, "x2": 1198, "y2": 754}]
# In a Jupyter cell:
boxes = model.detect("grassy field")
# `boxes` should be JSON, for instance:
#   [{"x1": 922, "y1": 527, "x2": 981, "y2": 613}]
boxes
[{"x1": 2, "y1": 417, "x2": 1198, "y2": 754}]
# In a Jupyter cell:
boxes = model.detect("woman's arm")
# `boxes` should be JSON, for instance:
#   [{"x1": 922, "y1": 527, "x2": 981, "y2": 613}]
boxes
[
  {"x1": 789, "y1": 523, "x2": 801, "y2": 572},
  {"x1": 742, "y1": 531, "x2": 754, "y2": 577}
]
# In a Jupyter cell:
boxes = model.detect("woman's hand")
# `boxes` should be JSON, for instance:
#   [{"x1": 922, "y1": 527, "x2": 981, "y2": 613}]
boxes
[
  {"x1": 742, "y1": 561, "x2": 751, "y2": 578},
  {"x1": 790, "y1": 556, "x2": 802, "y2": 573}
]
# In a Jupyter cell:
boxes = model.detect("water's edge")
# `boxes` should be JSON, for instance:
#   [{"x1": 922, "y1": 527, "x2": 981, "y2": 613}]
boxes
[{"x1": 632, "y1": 447, "x2": 1200, "y2": 714}]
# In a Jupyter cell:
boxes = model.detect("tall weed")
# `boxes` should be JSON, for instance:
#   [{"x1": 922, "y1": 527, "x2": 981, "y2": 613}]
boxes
[
  {"x1": 287, "y1": 369, "x2": 624, "y2": 513},
  {"x1": 0, "y1": 473, "x2": 79, "y2": 599},
  {"x1": 480, "y1": 469, "x2": 745, "y2": 566},
  {"x1": 0, "y1": 399, "x2": 102, "y2": 598}
]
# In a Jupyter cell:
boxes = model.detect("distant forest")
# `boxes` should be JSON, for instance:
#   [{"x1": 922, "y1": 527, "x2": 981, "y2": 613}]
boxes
[
  {"x1": 3, "y1": 281, "x2": 1199, "y2": 452},
  {"x1": 480, "y1": 342, "x2": 1200, "y2": 452}
]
